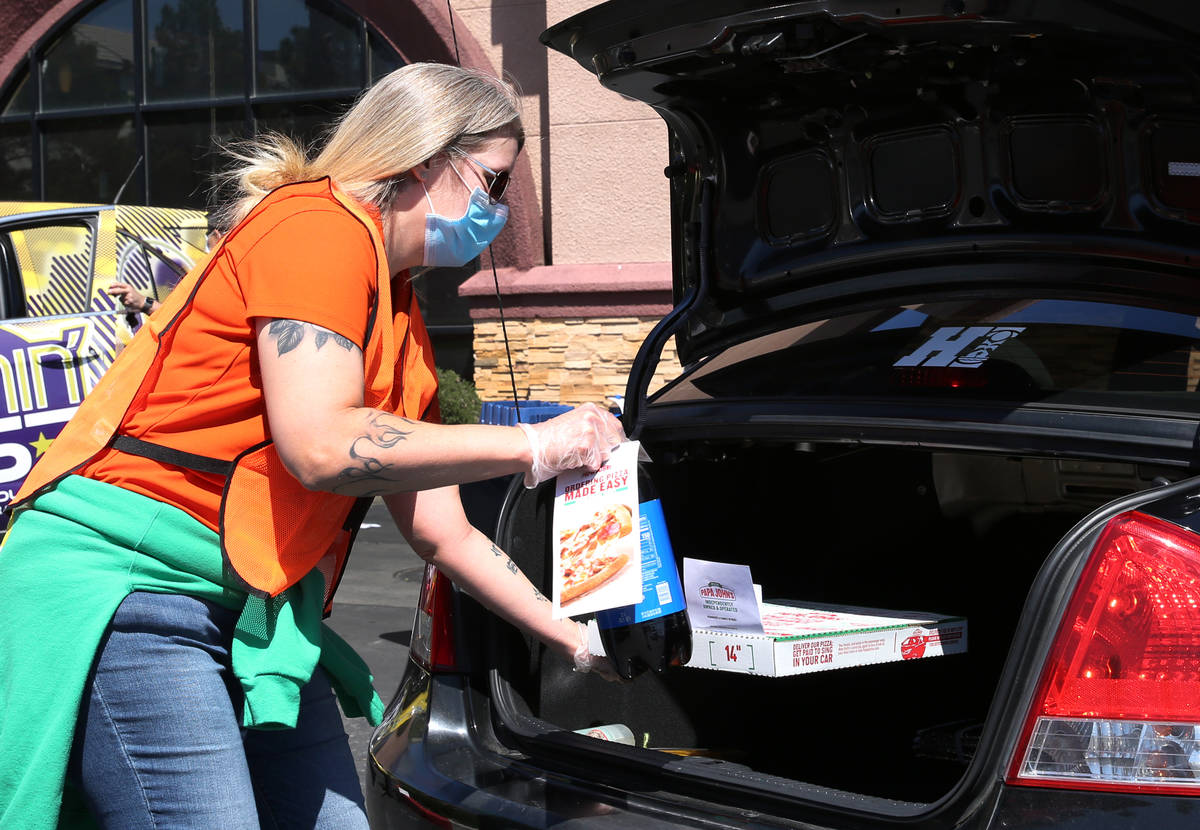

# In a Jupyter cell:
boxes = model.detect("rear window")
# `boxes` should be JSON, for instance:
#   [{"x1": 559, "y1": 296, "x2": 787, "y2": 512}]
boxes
[{"x1": 655, "y1": 298, "x2": 1200, "y2": 413}]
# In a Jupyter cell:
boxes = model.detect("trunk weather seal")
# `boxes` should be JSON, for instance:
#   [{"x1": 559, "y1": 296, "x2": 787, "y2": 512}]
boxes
[
  {"x1": 624, "y1": 177, "x2": 712, "y2": 433},
  {"x1": 638, "y1": 400, "x2": 1200, "y2": 469}
]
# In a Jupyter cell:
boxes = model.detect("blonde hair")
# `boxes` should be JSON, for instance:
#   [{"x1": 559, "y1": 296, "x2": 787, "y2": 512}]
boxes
[{"x1": 210, "y1": 62, "x2": 523, "y2": 231}]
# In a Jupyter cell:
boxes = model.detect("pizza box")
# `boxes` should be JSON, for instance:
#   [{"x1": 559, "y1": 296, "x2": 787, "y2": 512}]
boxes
[{"x1": 683, "y1": 601, "x2": 967, "y2": 677}]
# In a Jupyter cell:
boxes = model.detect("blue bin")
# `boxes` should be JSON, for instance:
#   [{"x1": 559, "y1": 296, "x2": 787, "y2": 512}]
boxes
[
  {"x1": 478, "y1": 400, "x2": 572, "y2": 426},
  {"x1": 464, "y1": 400, "x2": 573, "y2": 538}
]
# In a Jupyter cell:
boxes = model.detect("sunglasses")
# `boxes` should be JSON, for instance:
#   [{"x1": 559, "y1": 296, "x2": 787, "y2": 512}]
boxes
[{"x1": 458, "y1": 153, "x2": 511, "y2": 204}]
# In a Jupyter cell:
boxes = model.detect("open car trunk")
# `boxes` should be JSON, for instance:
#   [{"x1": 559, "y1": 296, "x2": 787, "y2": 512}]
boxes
[{"x1": 493, "y1": 439, "x2": 1179, "y2": 804}]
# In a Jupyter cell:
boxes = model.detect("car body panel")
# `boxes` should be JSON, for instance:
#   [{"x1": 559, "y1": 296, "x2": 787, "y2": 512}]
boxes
[
  {"x1": 369, "y1": 672, "x2": 1200, "y2": 829},
  {"x1": 0, "y1": 202, "x2": 207, "y2": 523},
  {"x1": 369, "y1": 668, "x2": 927, "y2": 829}
]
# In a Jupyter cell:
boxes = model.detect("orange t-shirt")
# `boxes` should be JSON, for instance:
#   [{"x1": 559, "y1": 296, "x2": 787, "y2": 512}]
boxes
[{"x1": 81, "y1": 185, "x2": 423, "y2": 530}]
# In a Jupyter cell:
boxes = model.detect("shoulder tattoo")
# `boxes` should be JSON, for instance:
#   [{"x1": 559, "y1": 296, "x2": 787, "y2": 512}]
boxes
[{"x1": 266, "y1": 319, "x2": 357, "y2": 356}]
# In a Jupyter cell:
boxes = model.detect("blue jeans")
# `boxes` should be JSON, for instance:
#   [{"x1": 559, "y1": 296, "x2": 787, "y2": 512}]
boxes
[{"x1": 65, "y1": 591, "x2": 368, "y2": 829}]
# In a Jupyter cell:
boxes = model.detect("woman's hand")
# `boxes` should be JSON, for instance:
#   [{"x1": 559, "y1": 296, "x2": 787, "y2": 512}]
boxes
[
  {"x1": 106, "y1": 281, "x2": 157, "y2": 314},
  {"x1": 572, "y1": 621, "x2": 623, "y2": 682},
  {"x1": 387, "y1": 488, "x2": 623, "y2": 681},
  {"x1": 518, "y1": 403, "x2": 626, "y2": 487}
]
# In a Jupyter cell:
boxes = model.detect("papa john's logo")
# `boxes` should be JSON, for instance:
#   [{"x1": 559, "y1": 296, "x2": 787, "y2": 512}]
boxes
[
  {"x1": 698, "y1": 582, "x2": 736, "y2": 600},
  {"x1": 900, "y1": 634, "x2": 928, "y2": 660}
]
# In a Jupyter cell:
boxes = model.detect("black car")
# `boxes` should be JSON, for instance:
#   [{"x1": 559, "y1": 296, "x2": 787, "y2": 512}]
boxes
[{"x1": 367, "y1": 1, "x2": 1200, "y2": 826}]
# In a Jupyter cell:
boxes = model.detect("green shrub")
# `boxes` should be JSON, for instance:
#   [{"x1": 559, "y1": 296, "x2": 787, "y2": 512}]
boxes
[{"x1": 437, "y1": 368, "x2": 482, "y2": 425}]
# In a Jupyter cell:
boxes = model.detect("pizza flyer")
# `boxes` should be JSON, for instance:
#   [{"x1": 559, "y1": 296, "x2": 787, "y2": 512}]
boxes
[
  {"x1": 682, "y1": 557, "x2": 764, "y2": 633},
  {"x1": 551, "y1": 441, "x2": 644, "y2": 619}
]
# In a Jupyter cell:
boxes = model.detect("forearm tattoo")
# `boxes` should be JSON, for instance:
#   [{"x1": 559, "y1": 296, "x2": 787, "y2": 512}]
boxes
[
  {"x1": 266, "y1": 319, "x2": 356, "y2": 356},
  {"x1": 332, "y1": 411, "x2": 416, "y2": 494},
  {"x1": 490, "y1": 542, "x2": 520, "y2": 575}
]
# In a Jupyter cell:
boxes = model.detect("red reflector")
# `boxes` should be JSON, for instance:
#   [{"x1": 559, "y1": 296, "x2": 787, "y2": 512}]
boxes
[
  {"x1": 411, "y1": 564, "x2": 458, "y2": 672},
  {"x1": 390, "y1": 784, "x2": 452, "y2": 828},
  {"x1": 891, "y1": 365, "x2": 987, "y2": 389},
  {"x1": 1009, "y1": 511, "x2": 1200, "y2": 793}
]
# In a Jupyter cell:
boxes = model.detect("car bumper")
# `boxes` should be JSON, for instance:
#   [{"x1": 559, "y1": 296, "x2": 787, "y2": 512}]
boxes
[
  {"x1": 366, "y1": 662, "x2": 807, "y2": 828},
  {"x1": 366, "y1": 661, "x2": 1200, "y2": 829}
]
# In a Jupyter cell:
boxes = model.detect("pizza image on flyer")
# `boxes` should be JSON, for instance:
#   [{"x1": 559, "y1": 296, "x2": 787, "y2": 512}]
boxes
[{"x1": 551, "y1": 441, "x2": 644, "y2": 619}]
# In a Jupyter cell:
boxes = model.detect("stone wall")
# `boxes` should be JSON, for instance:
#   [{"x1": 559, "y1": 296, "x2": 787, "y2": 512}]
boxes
[
  {"x1": 461, "y1": 262, "x2": 678, "y2": 408},
  {"x1": 472, "y1": 316, "x2": 680, "y2": 408}
]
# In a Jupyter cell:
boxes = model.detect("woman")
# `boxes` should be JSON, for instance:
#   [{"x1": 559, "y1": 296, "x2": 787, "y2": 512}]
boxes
[{"x1": 0, "y1": 63, "x2": 622, "y2": 829}]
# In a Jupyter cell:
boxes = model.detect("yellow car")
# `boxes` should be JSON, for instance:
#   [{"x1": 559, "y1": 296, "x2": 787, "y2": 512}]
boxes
[{"x1": 0, "y1": 201, "x2": 209, "y2": 526}]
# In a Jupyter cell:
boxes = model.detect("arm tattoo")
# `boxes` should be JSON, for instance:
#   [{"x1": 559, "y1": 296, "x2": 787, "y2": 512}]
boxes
[
  {"x1": 266, "y1": 319, "x2": 357, "y2": 356},
  {"x1": 490, "y1": 543, "x2": 519, "y2": 575},
  {"x1": 533, "y1": 588, "x2": 550, "y2": 603},
  {"x1": 332, "y1": 411, "x2": 417, "y2": 494}
]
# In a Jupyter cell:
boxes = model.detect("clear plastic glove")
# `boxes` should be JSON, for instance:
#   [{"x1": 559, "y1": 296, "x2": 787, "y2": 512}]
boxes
[
  {"x1": 572, "y1": 621, "x2": 622, "y2": 682},
  {"x1": 518, "y1": 403, "x2": 625, "y2": 488}
]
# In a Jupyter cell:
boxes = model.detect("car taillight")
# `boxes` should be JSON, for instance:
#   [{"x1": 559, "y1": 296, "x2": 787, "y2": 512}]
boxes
[
  {"x1": 891, "y1": 365, "x2": 988, "y2": 389},
  {"x1": 409, "y1": 564, "x2": 459, "y2": 672},
  {"x1": 1009, "y1": 511, "x2": 1200, "y2": 794}
]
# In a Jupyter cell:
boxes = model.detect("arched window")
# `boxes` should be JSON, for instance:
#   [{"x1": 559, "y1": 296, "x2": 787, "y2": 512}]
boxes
[{"x1": 0, "y1": 0, "x2": 402, "y2": 209}]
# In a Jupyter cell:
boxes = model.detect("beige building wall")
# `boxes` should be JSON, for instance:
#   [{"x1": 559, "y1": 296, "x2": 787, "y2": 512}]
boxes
[
  {"x1": 455, "y1": 0, "x2": 680, "y2": 409},
  {"x1": 449, "y1": 0, "x2": 551, "y2": 262},
  {"x1": 544, "y1": 0, "x2": 672, "y2": 265},
  {"x1": 452, "y1": 0, "x2": 672, "y2": 267}
]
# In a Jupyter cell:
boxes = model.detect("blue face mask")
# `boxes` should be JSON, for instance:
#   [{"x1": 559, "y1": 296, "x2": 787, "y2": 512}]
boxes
[{"x1": 421, "y1": 164, "x2": 510, "y2": 268}]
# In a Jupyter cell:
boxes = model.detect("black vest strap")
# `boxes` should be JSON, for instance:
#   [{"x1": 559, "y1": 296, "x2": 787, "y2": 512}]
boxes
[{"x1": 111, "y1": 434, "x2": 233, "y2": 476}]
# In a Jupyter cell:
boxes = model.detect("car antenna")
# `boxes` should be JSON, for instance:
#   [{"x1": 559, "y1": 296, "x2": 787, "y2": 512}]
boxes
[
  {"x1": 112, "y1": 154, "x2": 143, "y2": 205},
  {"x1": 109, "y1": 154, "x2": 185, "y2": 326},
  {"x1": 109, "y1": 154, "x2": 189, "y2": 277},
  {"x1": 446, "y1": 0, "x2": 525, "y2": 422},
  {"x1": 111, "y1": 155, "x2": 147, "y2": 328}
]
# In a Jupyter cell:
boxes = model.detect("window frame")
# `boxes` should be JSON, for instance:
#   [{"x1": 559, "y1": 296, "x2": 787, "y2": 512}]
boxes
[
  {"x1": 0, "y1": 233, "x2": 24, "y2": 318},
  {"x1": 0, "y1": 208, "x2": 101, "y2": 318},
  {"x1": 0, "y1": 0, "x2": 400, "y2": 207}
]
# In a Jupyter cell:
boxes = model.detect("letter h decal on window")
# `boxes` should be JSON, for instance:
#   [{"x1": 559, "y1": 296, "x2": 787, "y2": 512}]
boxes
[{"x1": 894, "y1": 325, "x2": 1025, "y2": 368}]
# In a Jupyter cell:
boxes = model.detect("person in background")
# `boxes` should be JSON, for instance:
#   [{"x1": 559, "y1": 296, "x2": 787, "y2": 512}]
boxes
[
  {"x1": 106, "y1": 280, "x2": 159, "y2": 315},
  {"x1": 107, "y1": 227, "x2": 225, "y2": 316},
  {"x1": 0, "y1": 62, "x2": 621, "y2": 830}
]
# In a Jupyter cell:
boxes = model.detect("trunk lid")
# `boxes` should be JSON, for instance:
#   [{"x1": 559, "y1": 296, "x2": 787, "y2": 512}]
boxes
[{"x1": 542, "y1": 0, "x2": 1200, "y2": 371}]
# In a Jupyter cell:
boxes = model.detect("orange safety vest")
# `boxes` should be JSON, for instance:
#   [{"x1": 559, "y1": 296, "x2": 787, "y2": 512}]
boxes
[{"x1": 13, "y1": 179, "x2": 438, "y2": 604}]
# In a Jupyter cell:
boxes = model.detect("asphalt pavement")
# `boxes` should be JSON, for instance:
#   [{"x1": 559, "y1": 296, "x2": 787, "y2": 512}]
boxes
[{"x1": 322, "y1": 498, "x2": 426, "y2": 795}]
